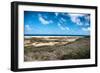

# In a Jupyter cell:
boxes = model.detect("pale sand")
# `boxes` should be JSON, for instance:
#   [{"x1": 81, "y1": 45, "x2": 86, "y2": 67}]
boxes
[{"x1": 24, "y1": 38, "x2": 78, "y2": 47}]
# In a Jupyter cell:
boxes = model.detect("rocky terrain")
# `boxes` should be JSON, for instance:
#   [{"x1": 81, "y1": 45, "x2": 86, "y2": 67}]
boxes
[{"x1": 24, "y1": 36, "x2": 90, "y2": 61}]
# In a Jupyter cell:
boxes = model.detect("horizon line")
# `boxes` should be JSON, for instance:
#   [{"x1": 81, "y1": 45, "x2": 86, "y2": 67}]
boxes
[{"x1": 24, "y1": 34, "x2": 90, "y2": 36}]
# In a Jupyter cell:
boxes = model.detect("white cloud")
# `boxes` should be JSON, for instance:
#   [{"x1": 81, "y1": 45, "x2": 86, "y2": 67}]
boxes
[
  {"x1": 59, "y1": 18, "x2": 66, "y2": 26},
  {"x1": 82, "y1": 27, "x2": 90, "y2": 31},
  {"x1": 84, "y1": 15, "x2": 90, "y2": 26},
  {"x1": 38, "y1": 14, "x2": 53, "y2": 25},
  {"x1": 68, "y1": 14, "x2": 85, "y2": 26},
  {"x1": 25, "y1": 25, "x2": 32, "y2": 31},
  {"x1": 55, "y1": 12, "x2": 59, "y2": 16},
  {"x1": 72, "y1": 16, "x2": 83, "y2": 25},
  {"x1": 84, "y1": 15, "x2": 90, "y2": 21},
  {"x1": 58, "y1": 23, "x2": 69, "y2": 30},
  {"x1": 61, "y1": 18, "x2": 66, "y2": 22},
  {"x1": 58, "y1": 23, "x2": 65, "y2": 30}
]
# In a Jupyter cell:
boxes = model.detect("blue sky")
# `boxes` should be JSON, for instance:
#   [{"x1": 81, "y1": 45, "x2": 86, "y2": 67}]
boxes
[{"x1": 24, "y1": 11, "x2": 90, "y2": 35}]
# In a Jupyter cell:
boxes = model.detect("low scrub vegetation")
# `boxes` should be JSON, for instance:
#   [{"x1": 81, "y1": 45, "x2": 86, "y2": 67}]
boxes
[{"x1": 24, "y1": 36, "x2": 90, "y2": 61}]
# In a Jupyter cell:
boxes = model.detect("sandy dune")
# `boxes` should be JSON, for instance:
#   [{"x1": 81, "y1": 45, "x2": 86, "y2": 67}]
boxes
[{"x1": 24, "y1": 37, "x2": 79, "y2": 47}]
